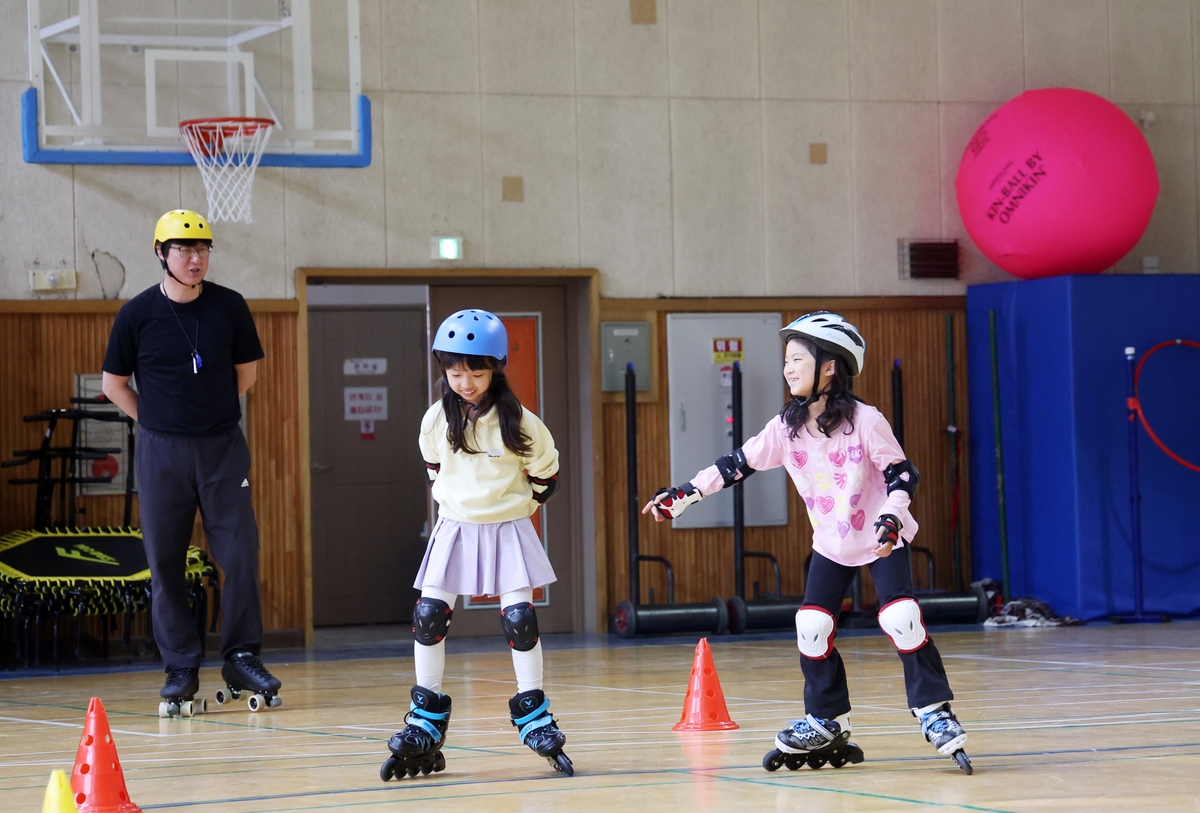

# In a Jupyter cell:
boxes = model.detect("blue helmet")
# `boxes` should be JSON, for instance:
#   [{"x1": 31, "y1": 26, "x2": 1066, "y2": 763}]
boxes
[{"x1": 432, "y1": 309, "x2": 507, "y2": 362}]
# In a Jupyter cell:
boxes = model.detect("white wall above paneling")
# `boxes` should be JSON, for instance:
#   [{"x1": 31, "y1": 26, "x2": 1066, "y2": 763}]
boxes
[{"x1": 5, "y1": 1, "x2": 1200, "y2": 302}]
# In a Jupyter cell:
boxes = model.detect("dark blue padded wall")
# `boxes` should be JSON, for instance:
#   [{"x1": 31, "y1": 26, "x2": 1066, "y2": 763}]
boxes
[{"x1": 967, "y1": 275, "x2": 1200, "y2": 620}]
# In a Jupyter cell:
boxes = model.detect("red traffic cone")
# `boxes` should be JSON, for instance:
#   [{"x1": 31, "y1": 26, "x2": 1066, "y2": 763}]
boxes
[
  {"x1": 71, "y1": 698, "x2": 141, "y2": 813},
  {"x1": 673, "y1": 638, "x2": 738, "y2": 731}
]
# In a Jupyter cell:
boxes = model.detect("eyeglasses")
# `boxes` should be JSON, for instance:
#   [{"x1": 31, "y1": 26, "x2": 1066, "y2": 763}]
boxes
[{"x1": 171, "y1": 245, "x2": 212, "y2": 259}]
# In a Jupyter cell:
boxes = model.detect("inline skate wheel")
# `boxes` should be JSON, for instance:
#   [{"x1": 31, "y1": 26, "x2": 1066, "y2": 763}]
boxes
[
  {"x1": 215, "y1": 688, "x2": 230, "y2": 705},
  {"x1": 432, "y1": 752, "x2": 446, "y2": 773},
  {"x1": 553, "y1": 753, "x2": 574, "y2": 777},
  {"x1": 954, "y1": 750, "x2": 973, "y2": 775},
  {"x1": 783, "y1": 755, "x2": 805, "y2": 770},
  {"x1": 158, "y1": 702, "x2": 170, "y2": 718},
  {"x1": 269, "y1": 695, "x2": 282, "y2": 708},
  {"x1": 248, "y1": 694, "x2": 265, "y2": 712},
  {"x1": 807, "y1": 752, "x2": 829, "y2": 770},
  {"x1": 762, "y1": 749, "x2": 786, "y2": 772},
  {"x1": 380, "y1": 757, "x2": 397, "y2": 782}
]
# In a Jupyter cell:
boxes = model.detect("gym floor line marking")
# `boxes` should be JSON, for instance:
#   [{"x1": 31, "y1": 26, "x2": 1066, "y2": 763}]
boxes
[{"x1": 0, "y1": 716, "x2": 168, "y2": 738}]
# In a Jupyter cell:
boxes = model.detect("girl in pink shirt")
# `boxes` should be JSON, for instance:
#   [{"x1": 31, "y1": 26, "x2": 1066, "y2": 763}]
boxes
[{"x1": 644, "y1": 312, "x2": 972, "y2": 774}]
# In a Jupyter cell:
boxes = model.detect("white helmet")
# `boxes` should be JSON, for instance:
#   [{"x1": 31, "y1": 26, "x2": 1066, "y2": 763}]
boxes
[{"x1": 780, "y1": 311, "x2": 866, "y2": 376}]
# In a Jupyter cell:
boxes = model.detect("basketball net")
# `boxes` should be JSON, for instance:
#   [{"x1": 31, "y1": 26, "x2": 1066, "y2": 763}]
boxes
[{"x1": 180, "y1": 117, "x2": 275, "y2": 223}]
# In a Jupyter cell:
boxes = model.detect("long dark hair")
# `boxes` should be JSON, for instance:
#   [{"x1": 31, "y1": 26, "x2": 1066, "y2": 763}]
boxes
[
  {"x1": 780, "y1": 336, "x2": 864, "y2": 439},
  {"x1": 433, "y1": 350, "x2": 533, "y2": 456}
]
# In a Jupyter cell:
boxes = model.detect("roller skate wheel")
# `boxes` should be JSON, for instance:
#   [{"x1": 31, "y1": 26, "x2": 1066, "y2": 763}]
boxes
[
  {"x1": 432, "y1": 752, "x2": 446, "y2": 773},
  {"x1": 783, "y1": 755, "x2": 805, "y2": 771},
  {"x1": 553, "y1": 753, "x2": 574, "y2": 777},
  {"x1": 214, "y1": 688, "x2": 230, "y2": 705},
  {"x1": 248, "y1": 694, "x2": 265, "y2": 712},
  {"x1": 179, "y1": 700, "x2": 193, "y2": 718},
  {"x1": 380, "y1": 756, "x2": 397, "y2": 782},
  {"x1": 807, "y1": 753, "x2": 829, "y2": 770},
  {"x1": 158, "y1": 702, "x2": 169, "y2": 718},
  {"x1": 762, "y1": 749, "x2": 786, "y2": 772},
  {"x1": 268, "y1": 694, "x2": 282, "y2": 708},
  {"x1": 195, "y1": 697, "x2": 207, "y2": 714},
  {"x1": 954, "y1": 750, "x2": 973, "y2": 775}
]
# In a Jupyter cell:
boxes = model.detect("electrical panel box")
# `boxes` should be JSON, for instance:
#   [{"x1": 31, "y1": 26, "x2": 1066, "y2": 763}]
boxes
[
  {"x1": 666, "y1": 313, "x2": 788, "y2": 529},
  {"x1": 601, "y1": 321, "x2": 651, "y2": 392}
]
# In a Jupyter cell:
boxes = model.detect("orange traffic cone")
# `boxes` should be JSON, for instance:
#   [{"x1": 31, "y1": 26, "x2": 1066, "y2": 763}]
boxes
[
  {"x1": 673, "y1": 638, "x2": 738, "y2": 731},
  {"x1": 71, "y1": 698, "x2": 141, "y2": 813},
  {"x1": 41, "y1": 769, "x2": 75, "y2": 813}
]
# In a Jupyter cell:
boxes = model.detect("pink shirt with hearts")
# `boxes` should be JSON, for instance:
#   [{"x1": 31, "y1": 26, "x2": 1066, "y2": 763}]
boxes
[{"x1": 691, "y1": 404, "x2": 915, "y2": 568}]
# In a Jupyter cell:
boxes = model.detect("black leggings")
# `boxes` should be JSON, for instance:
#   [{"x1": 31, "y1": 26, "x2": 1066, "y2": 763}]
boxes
[{"x1": 800, "y1": 547, "x2": 953, "y2": 719}]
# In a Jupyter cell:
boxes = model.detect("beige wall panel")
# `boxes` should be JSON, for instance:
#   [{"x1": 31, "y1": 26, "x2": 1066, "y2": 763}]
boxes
[
  {"x1": 1113, "y1": 104, "x2": 1198, "y2": 275},
  {"x1": 0, "y1": 84, "x2": 76, "y2": 300},
  {"x1": 0, "y1": 4, "x2": 27, "y2": 82},
  {"x1": 481, "y1": 94, "x2": 579, "y2": 266},
  {"x1": 358, "y1": 0, "x2": 384, "y2": 93},
  {"x1": 1023, "y1": 0, "x2": 1110, "y2": 96},
  {"x1": 73, "y1": 166, "x2": 183, "y2": 299},
  {"x1": 763, "y1": 101, "x2": 854, "y2": 296},
  {"x1": 283, "y1": 94, "x2": 388, "y2": 296},
  {"x1": 849, "y1": 0, "x2": 938, "y2": 102},
  {"x1": 479, "y1": 0, "x2": 576, "y2": 95},
  {"x1": 575, "y1": 0, "x2": 670, "y2": 97},
  {"x1": 383, "y1": 92, "x2": 485, "y2": 266},
  {"x1": 670, "y1": 99, "x2": 764, "y2": 297},
  {"x1": 1110, "y1": 0, "x2": 1194, "y2": 104},
  {"x1": 382, "y1": 0, "x2": 481, "y2": 93},
  {"x1": 667, "y1": 0, "x2": 759, "y2": 99},
  {"x1": 851, "y1": 102, "x2": 944, "y2": 296},
  {"x1": 0, "y1": 309, "x2": 304, "y2": 633},
  {"x1": 936, "y1": 0, "x2": 1025, "y2": 103},
  {"x1": 938, "y1": 102, "x2": 1009, "y2": 289},
  {"x1": 181, "y1": 168, "x2": 289, "y2": 299},
  {"x1": 760, "y1": 0, "x2": 849, "y2": 101},
  {"x1": 578, "y1": 97, "x2": 674, "y2": 298}
]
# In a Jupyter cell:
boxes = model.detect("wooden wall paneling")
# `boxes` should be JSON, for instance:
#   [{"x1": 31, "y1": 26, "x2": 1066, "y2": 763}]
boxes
[
  {"x1": 598, "y1": 300, "x2": 971, "y2": 624},
  {"x1": 0, "y1": 307, "x2": 305, "y2": 647}
]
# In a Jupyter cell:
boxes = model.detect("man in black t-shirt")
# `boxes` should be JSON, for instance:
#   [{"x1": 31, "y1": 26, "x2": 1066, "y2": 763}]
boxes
[{"x1": 102, "y1": 209, "x2": 282, "y2": 712}]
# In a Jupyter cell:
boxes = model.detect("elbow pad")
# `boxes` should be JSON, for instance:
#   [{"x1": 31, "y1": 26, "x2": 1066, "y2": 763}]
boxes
[
  {"x1": 715, "y1": 448, "x2": 756, "y2": 489},
  {"x1": 883, "y1": 459, "x2": 920, "y2": 498},
  {"x1": 651, "y1": 483, "x2": 703, "y2": 520},
  {"x1": 528, "y1": 473, "x2": 559, "y2": 504},
  {"x1": 424, "y1": 460, "x2": 440, "y2": 484}
]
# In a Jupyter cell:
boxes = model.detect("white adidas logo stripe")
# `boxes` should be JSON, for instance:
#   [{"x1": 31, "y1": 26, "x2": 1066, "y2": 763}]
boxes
[{"x1": 241, "y1": 478, "x2": 250, "y2": 487}]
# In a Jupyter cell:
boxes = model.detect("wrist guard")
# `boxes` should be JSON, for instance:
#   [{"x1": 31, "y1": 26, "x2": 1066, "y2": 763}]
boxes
[
  {"x1": 528, "y1": 473, "x2": 559, "y2": 505},
  {"x1": 874, "y1": 513, "x2": 902, "y2": 546},
  {"x1": 424, "y1": 460, "x2": 440, "y2": 484},
  {"x1": 651, "y1": 483, "x2": 703, "y2": 520}
]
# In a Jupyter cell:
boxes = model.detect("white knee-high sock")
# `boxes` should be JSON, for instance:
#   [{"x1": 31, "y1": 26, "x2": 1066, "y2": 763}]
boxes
[
  {"x1": 500, "y1": 589, "x2": 543, "y2": 693},
  {"x1": 511, "y1": 642, "x2": 544, "y2": 693},
  {"x1": 414, "y1": 586, "x2": 457, "y2": 694},
  {"x1": 414, "y1": 641, "x2": 446, "y2": 694}
]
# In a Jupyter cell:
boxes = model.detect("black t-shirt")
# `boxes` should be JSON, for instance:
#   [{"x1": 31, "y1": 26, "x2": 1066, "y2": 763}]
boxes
[{"x1": 103, "y1": 281, "x2": 264, "y2": 435}]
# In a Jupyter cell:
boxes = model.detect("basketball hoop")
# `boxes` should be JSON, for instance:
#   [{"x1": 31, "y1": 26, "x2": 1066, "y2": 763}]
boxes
[{"x1": 180, "y1": 117, "x2": 275, "y2": 223}]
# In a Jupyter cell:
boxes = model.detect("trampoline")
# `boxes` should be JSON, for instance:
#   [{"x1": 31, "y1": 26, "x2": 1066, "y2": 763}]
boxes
[{"x1": 0, "y1": 527, "x2": 217, "y2": 670}]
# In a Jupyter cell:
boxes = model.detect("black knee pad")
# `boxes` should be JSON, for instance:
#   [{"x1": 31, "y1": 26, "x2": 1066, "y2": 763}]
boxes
[
  {"x1": 412, "y1": 597, "x2": 453, "y2": 646},
  {"x1": 500, "y1": 602, "x2": 539, "y2": 652}
]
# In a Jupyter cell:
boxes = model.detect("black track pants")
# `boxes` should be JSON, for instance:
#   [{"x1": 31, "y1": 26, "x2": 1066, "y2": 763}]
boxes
[
  {"x1": 136, "y1": 426, "x2": 262, "y2": 668},
  {"x1": 800, "y1": 547, "x2": 953, "y2": 719}
]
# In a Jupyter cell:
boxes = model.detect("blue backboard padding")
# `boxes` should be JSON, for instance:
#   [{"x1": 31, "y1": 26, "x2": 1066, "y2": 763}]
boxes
[
  {"x1": 21, "y1": 88, "x2": 371, "y2": 168},
  {"x1": 967, "y1": 275, "x2": 1200, "y2": 619}
]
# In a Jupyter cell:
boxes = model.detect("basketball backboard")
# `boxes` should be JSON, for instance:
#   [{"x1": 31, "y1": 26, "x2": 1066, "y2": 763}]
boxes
[{"x1": 22, "y1": 0, "x2": 369, "y2": 167}]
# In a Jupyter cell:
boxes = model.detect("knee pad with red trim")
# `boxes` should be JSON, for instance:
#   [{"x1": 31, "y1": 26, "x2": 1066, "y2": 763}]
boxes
[
  {"x1": 877, "y1": 598, "x2": 928, "y2": 653},
  {"x1": 795, "y1": 606, "x2": 836, "y2": 659}
]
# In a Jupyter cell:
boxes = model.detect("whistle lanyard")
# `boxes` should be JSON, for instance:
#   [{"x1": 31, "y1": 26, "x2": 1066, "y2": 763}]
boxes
[{"x1": 163, "y1": 285, "x2": 203, "y2": 374}]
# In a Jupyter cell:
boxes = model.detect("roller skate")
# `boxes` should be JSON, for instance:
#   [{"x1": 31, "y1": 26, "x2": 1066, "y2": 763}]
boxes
[
  {"x1": 510, "y1": 689, "x2": 574, "y2": 776},
  {"x1": 380, "y1": 686, "x2": 451, "y2": 781},
  {"x1": 763, "y1": 714, "x2": 864, "y2": 772},
  {"x1": 158, "y1": 666, "x2": 205, "y2": 718},
  {"x1": 919, "y1": 703, "x2": 973, "y2": 774},
  {"x1": 214, "y1": 651, "x2": 282, "y2": 712}
]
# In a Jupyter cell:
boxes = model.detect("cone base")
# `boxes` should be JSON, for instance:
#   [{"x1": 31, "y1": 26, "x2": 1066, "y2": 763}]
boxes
[{"x1": 673, "y1": 720, "x2": 740, "y2": 732}]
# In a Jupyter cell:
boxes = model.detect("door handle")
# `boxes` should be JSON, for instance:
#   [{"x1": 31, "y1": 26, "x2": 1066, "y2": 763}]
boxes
[{"x1": 311, "y1": 462, "x2": 334, "y2": 474}]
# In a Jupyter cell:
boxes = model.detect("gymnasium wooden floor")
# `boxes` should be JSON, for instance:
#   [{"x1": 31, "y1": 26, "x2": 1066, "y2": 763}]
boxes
[{"x1": 3, "y1": 622, "x2": 1199, "y2": 812}]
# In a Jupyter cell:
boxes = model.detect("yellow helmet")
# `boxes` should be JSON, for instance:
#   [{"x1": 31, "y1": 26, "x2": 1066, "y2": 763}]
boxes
[{"x1": 153, "y1": 209, "x2": 213, "y2": 248}]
